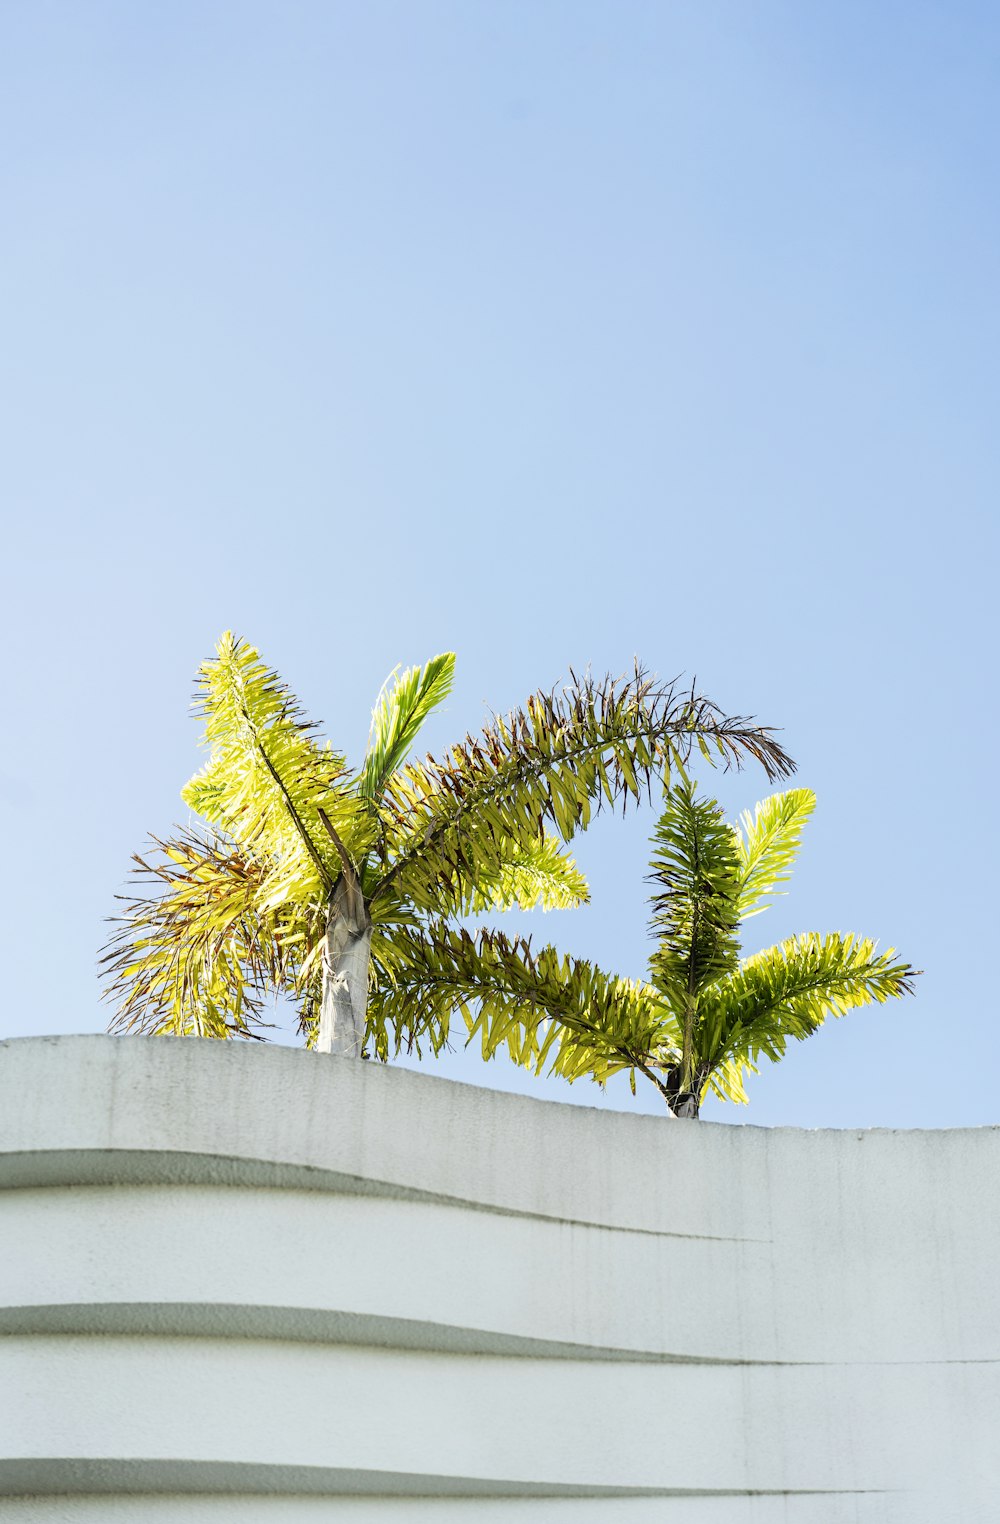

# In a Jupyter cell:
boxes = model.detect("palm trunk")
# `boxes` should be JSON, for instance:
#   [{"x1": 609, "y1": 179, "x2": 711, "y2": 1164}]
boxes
[
  {"x1": 672, "y1": 1092, "x2": 700, "y2": 1119},
  {"x1": 679, "y1": 995, "x2": 697, "y2": 1106},
  {"x1": 665, "y1": 1061, "x2": 701, "y2": 1119},
  {"x1": 316, "y1": 874, "x2": 372, "y2": 1056}
]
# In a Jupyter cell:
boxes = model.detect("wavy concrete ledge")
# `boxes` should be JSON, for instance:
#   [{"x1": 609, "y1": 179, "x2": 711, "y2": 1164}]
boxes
[{"x1": 1, "y1": 1035, "x2": 998, "y2": 1521}]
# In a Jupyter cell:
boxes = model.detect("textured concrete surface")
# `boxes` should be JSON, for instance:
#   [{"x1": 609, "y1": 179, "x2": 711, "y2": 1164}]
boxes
[{"x1": 1, "y1": 1034, "x2": 997, "y2": 1521}]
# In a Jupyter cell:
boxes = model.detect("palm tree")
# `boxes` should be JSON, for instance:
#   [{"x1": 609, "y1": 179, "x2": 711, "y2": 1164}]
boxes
[
  {"x1": 382, "y1": 785, "x2": 918, "y2": 1115},
  {"x1": 102, "y1": 634, "x2": 794, "y2": 1061}
]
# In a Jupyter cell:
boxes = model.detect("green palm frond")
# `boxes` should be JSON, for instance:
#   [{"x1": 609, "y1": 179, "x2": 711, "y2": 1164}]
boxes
[
  {"x1": 704, "y1": 1058, "x2": 753, "y2": 1106},
  {"x1": 647, "y1": 786, "x2": 742, "y2": 1004},
  {"x1": 100, "y1": 831, "x2": 306, "y2": 1038},
  {"x1": 473, "y1": 834, "x2": 590, "y2": 914},
  {"x1": 413, "y1": 832, "x2": 590, "y2": 918},
  {"x1": 736, "y1": 788, "x2": 815, "y2": 919},
  {"x1": 180, "y1": 633, "x2": 371, "y2": 904},
  {"x1": 368, "y1": 921, "x2": 673, "y2": 1087},
  {"x1": 376, "y1": 668, "x2": 793, "y2": 910},
  {"x1": 359, "y1": 652, "x2": 456, "y2": 805},
  {"x1": 700, "y1": 931, "x2": 919, "y2": 1083}
]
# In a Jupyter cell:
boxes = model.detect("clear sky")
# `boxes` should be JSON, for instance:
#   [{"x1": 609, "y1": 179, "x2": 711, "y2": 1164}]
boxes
[{"x1": 2, "y1": 1, "x2": 996, "y2": 1126}]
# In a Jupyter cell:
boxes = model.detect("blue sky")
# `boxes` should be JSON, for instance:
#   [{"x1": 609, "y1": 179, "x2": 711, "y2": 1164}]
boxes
[{"x1": 2, "y1": 1, "x2": 996, "y2": 1125}]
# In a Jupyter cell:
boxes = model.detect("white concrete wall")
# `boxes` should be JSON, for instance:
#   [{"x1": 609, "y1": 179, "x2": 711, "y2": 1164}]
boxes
[{"x1": 0, "y1": 1035, "x2": 997, "y2": 1522}]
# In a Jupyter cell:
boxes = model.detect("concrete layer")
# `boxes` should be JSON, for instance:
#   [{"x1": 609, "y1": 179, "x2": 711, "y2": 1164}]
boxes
[{"x1": 1, "y1": 1035, "x2": 998, "y2": 1521}]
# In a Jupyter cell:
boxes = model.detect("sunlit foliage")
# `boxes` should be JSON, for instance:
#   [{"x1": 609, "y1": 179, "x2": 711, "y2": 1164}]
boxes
[
  {"x1": 102, "y1": 633, "x2": 792, "y2": 1066},
  {"x1": 389, "y1": 785, "x2": 918, "y2": 1115}
]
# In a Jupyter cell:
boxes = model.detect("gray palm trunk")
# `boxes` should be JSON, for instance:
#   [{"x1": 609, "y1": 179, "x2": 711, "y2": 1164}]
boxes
[
  {"x1": 672, "y1": 994, "x2": 702, "y2": 1117},
  {"x1": 316, "y1": 874, "x2": 372, "y2": 1056},
  {"x1": 665, "y1": 1058, "x2": 703, "y2": 1119},
  {"x1": 672, "y1": 1094, "x2": 700, "y2": 1119}
]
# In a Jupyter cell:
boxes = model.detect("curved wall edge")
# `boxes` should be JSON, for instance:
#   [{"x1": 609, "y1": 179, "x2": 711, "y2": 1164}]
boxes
[{"x1": 1, "y1": 1034, "x2": 998, "y2": 1521}]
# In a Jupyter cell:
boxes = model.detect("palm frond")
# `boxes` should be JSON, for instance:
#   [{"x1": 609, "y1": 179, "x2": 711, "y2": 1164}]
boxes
[
  {"x1": 410, "y1": 832, "x2": 590, "y2": 918},
  {"x1": 646, "y1": 786, "x2": 742, "y2": 1005},
  {"x1": 470, "y1": 833, "x2": 590, "y2": 914},
  {"x1": 705, "y1": 1058, "x2": 753, "y2": 1106},
  {"x1": 358, "y1": 652, "x2": 456, "y2": 805},
  {"x1": 100, "y1": 831, "x2": 308, "y2": 1038},
  {"x1": 736, "y1": 788, "x2": 815, "y2": 919},
  {"x1": 699, "y1": 931, "x2": 919, "y2": 1084},
  {"x1": 367, "y1": 921, "x2": 675, "y2": 1089},
  {"x1": 181, "y1": 633, "x2": 371, "y2": 905},
  {"x1": 375, "y1": 667, "x2": 793, "y2": 910}
]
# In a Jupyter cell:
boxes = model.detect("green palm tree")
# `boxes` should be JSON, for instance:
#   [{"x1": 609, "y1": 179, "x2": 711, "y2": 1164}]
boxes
[
  {"x1": 382, "y1": 785, "x2": 917, "y2": 1115},
  {"x1": 101, "y1": 634, "x2": 793, "y2": 1061}
]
